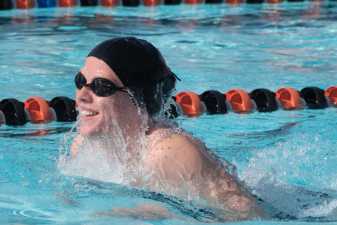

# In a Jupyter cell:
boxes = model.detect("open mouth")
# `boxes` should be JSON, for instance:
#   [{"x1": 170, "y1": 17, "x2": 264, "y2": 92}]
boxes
[{"x1": 79, "y1": 110, "x2": 99, "y2": 118}]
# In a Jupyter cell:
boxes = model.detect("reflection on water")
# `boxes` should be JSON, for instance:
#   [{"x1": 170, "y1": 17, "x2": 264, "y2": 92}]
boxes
[
  {"x1": 0, "y1": 126, "x2": 72, "y2": 138},
  {"x1": 0, "y1": 2, "x2": 337, "y2": 36}
]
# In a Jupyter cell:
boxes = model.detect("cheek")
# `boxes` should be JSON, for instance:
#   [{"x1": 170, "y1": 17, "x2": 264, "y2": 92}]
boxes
[
  {"x1": 78, "y1": 98, "x2": 116, "y2": 136},
  {"x1": 113, "y1": 94, "x2": 139, "y2": 118},
  {"x1": 100, "y1": 96, "x2": 137, "y2": 131},
  {"x1": 100, "y1": 101, "x2": 118, "y2": 123},
  {"x1": 101, "y1": 94, "x2": 136, "y2": 127},
  {"x1": 79, "y1": 95, "x2": 139, "y2": 136}
]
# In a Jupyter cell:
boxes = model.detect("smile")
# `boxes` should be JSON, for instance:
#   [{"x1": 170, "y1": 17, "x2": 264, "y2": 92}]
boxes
[{"x1": 79, "y1": 110, "x2": 99, "y2": 117}]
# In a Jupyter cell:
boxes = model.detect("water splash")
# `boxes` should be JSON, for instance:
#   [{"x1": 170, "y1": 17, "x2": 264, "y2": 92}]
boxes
[
  {"x1": 241, "y1": 132, "x2": 337, "y2": 221},
  {"x1": 58, "y1": 106, "x2": 149, "y2": 186}
]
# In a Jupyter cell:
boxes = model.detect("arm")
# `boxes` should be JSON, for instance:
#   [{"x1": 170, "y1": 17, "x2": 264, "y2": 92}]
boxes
[
  {"x1": 199, "y1": 156, "x2": 265, "y2": 220},
  {"x1": 145, "y1": 133, "x2": 266, "y2": 221},
  {"x1": 93, "y1": 203, "x2": 175, "y2": 220}
]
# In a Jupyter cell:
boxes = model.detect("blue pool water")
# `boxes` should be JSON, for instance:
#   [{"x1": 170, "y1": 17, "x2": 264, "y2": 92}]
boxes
[{"x1": 1, "y1": 2, "x2": 337, "y2": 224}]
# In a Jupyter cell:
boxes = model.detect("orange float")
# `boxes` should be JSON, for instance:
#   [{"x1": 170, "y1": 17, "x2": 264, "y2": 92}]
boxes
[
  {"x1": 225, "y1": 89, "x2": 253, "y2": 113},
  {"x1": 266, "y1": 0, "x2": 282, "y2": 3},
  {"x1": 325, "y1": 86, "x2": 337, "y2": 107},
  {"x1": 184, "y1": 0, "x2": 203, "y2": 4},
  {"x1": 144, "y1": 0, "x2": 160, "y2": 6},
  {"x1": 275, "y1": 87, "x2": 302, "y2": 110},
  {"x1": 175, "y1": 91, "x2": 204, "y2": 117},
  {"x1": 226, "y1": 0, "x2": 242, "y2": 4},
  {"x1": 24, "y1": 96, "x2": 55, "y2": 123},
  {"x1": 101, "y1": 0, "x2": 119, "y2": 6},
  {"x1": 59, "y1": 0, "x2": 77, "y2": 7},
  {"x1": 16, "y1": 0, "x2": 35, "y2": 9}
]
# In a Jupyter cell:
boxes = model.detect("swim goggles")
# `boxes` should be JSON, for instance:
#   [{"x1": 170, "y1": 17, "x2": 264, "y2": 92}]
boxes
[{"x1": 75, "y1": 72, "x2": 127, "y2": 97}]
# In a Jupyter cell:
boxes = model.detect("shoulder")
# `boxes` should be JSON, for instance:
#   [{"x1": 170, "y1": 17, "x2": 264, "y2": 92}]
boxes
[
  {"x1": 148, "y1": 128, "x2": 203, "y2": 158},
  {"x1": 145, "y1": 127, "x2": 211, "y2": 179}
]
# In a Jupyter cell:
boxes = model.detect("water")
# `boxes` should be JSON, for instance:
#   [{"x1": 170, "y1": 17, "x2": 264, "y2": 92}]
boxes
[{"x1": 1, "y1": 2, "x2": 337, "y2": 224}]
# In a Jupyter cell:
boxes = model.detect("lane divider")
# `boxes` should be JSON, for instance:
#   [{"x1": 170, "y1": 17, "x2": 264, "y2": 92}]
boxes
[
  {"x1": 0, "y1": 0, "x2": 324, "y2": 10},
  {"x1": 24, "y1": 96, "x2": 56, "y2": 123},
  {"x1": 177, "y1": 86, "x2": 337, "y2": 117},
  {"x1": 37, "y1": 0, "x2": 56, "y2": 7},
  {"x1": 275, "y1": 87, "x2": 302, "y2": 110},
  {"x1": 325, "y1": 86, "x2": 337, "y2": 107},
  {"x1": 225, "y1": 89, "x2": 253, "y2": 114},
  {"x1": 59, "y1": 0, "x2": 76, "y2": 7},
  {"x1": 300, "y1": 87, "x2": 328, "y2": 109},
  {"x1": 16, "y1": 0, "x2": 35, "y2": 9},
  {"x1": 0, "y1": 0, "x2": 14, "y2": 9},
  {"x1": 175, "y1": 91, "x2": 205, "y2": 117},
  {"x1": 0, "y1": 96, "x2": 76, "y2": 126},
  {"x1": 200, "y1": 90, "x2": 227, "y2": 114},
  {"x1": 0, "y1": 86, "x2": 337, "y2": 126}
]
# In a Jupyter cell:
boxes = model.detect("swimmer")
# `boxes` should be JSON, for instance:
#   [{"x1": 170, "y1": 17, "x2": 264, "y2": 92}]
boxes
[{"x1": 71, "y1": 37, "x2": 266, "y2": 221}]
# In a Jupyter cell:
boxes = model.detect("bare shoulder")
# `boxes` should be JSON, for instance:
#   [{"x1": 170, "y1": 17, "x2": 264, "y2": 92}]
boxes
[
  {"x1": 147, "y1": 128, "x2": 203, "y2": 160},
  {"x1": 145, "y1": 128, "x2": 212, "y2": 180}
]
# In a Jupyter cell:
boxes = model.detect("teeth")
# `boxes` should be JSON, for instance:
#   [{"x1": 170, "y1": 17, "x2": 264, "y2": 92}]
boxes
[{"x1": 80, "y1": 110, "x2": 98, "y2": 116}]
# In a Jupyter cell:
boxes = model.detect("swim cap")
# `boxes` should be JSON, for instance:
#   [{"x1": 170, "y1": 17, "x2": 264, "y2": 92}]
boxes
[{"x1": 87, "y1": 37, "x2": 178, "y2": 116}]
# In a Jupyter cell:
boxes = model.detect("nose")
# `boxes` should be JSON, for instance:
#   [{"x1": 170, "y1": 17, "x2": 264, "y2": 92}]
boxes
[{"x1": 76, "y1": 86, "x2": 94, "y2": 104}]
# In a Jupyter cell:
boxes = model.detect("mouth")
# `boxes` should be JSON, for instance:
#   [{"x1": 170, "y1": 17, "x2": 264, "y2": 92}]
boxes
[{"x1": 79, "y1": 109, "x2": 99, "y2": 118}]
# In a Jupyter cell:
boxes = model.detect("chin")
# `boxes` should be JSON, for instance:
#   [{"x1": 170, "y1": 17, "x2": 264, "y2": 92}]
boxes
[
  {"x1": 79, "y1": 127, "x2": 94, "y2": 136},
  {"x1": 78, "y1": 121, "x2": 104, "y2": 137}
]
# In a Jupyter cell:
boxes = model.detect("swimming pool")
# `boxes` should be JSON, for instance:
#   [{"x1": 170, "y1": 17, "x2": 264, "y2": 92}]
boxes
[{"x1": 1, "y1": 2, "x2": 337, "y2": 224}]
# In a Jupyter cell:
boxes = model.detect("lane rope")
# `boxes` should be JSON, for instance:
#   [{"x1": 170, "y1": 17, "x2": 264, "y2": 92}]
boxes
[
  {"x1": 0, "y1": 0, "x2": 315, "y2": 10},
  {"x1": 0, "y1": 86, "x2": 336, "y2": 126}
]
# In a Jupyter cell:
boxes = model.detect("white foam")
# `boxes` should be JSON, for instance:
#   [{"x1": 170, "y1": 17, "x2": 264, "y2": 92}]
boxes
[
  {"x1": 58, "y1": 115, "x2": 148, "y2": 185},
  {"x1": 241, "y1": 133, "x2": 337, "y2": 219},
  {"x1": 59, "y1": 140, "x2": 126, "y2": 184},
  {"x1": 299, "y1": 199, "x2": 337, "y2": 218}
]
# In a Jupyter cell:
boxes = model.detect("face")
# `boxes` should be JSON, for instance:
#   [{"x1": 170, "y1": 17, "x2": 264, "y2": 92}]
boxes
[{"x1": 76, "y1": 56, "x2": 136, "y2": 136}]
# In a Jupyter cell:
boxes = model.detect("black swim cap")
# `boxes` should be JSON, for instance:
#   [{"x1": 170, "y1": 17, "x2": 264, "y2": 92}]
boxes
[
  {"x1": 87, "y1": 37, "x2": 178, "y2": 116},
  {"x1": 88, "y1": 37, "x2": 176, "y2": 87}
]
